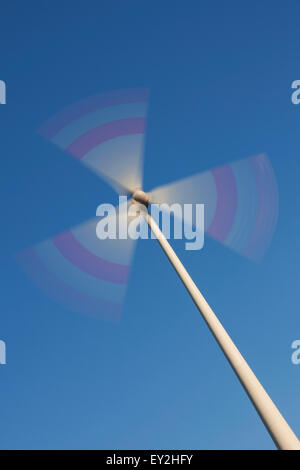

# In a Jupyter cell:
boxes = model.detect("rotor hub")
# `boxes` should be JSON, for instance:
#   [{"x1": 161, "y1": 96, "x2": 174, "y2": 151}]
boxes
[{"x1": 131, "y1": 189, "x2": 150, "y2": 207}]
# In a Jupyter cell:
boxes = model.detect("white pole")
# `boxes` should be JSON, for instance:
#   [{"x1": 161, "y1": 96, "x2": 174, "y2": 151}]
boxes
[{"x1": 145, "y1": 212, "x2": 300, "y2": 450}]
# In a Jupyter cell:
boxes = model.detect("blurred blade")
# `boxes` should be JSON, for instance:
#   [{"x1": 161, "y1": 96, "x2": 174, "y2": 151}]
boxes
[
  {"x1": 16, "y1": 204, "x2": 138, "y2": 321},
  {"x1": 149, "y1": 154, "x2": 278, "y2": 261},
  {"x1": 38, "y1": 88, "x2": 149, "y2": 193}
]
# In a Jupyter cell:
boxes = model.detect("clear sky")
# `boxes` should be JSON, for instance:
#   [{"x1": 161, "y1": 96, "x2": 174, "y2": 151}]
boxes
[{"x1": 0, "y1": 1, "x2": 300, "y2": 450}]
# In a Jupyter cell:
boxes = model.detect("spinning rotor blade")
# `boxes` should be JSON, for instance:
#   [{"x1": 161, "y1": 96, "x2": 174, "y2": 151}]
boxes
[
  {"x1": 150, "y1": 154, "x2": 278, "y2": 261},
  {"x1": 38, "y1": 88, "x2": 149, "y2": 194},
  {"x1": 16, "y1": 204, "x2": 138, "y2": 321}
]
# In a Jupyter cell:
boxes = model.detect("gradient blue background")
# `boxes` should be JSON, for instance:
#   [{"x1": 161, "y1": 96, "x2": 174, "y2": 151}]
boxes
[{"x1": 0, "y1": 0, "x2": 299, "y2": 450}]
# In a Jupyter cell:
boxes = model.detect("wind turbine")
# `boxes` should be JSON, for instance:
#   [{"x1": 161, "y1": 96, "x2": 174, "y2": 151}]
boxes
[{"x1": 18, "y1": 88, "x2": 300, "y2": 450}]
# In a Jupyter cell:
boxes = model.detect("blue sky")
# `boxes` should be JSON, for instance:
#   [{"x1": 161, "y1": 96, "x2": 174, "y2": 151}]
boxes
[{"x1": 0, "y1": 1, "x2": 300, "y2": 449}]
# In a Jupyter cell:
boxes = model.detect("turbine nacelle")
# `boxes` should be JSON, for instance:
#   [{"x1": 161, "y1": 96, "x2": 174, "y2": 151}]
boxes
[{"x1": 131, "y1": 189, "x2": 150, "y2": 207}]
